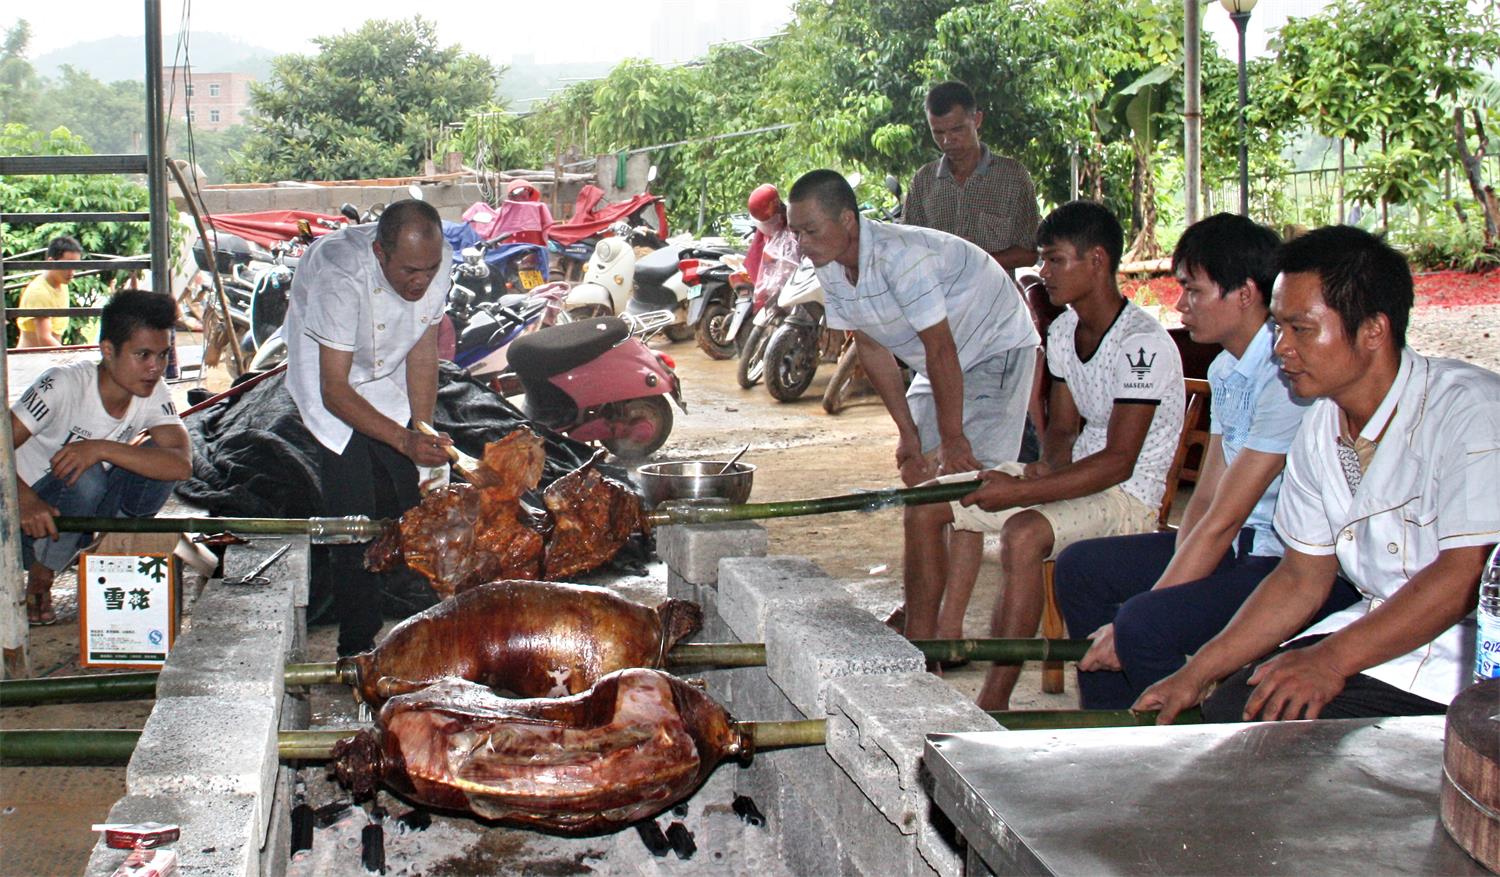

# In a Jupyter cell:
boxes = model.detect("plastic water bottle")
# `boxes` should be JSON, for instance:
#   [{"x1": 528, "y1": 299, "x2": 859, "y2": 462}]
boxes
[{"x1": 1476, "y1": 544, "x2": 1500, "y2": 683}]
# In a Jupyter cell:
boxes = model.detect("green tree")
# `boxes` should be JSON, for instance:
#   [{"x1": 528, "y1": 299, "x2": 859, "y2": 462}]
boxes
[
  {"x1": 0, "y1": 20, "x2": 40, "y2": 125},
  {"x1": 1267, "y1": 0, "x2": 1500, "y2": 228},
  {"x1": 1, "y1": 124, "x2": 155, "y2": 346},
  {"x1": 32, "y1": 65, "x2": 147, "y2": 154},
  {"x1": 228, "y1": 17, "x2": 499, "y2": 182}
]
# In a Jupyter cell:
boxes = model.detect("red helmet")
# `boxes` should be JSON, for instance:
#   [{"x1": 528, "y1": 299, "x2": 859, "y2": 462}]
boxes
[
  {"x1": 506, "y1": 180, "x2": 541, "y2": 202},
  {"x1": 747, "y1": 184, "x2": 782, "y2": 222}
]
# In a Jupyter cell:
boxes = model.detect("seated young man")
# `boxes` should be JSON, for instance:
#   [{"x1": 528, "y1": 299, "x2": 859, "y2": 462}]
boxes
[
  {"x1": 1054, "y1": 213, "x2": 1358, "y2": 709},
  {"x1": 12, "y1": 290, "x2": 192, "y2": 625},
  {"x1": 903, "y1": 200, "x2": 1185, "y2": 710},
  {"x1": 1139, "y1": 225, "x2": 1500, "y2": 724}
]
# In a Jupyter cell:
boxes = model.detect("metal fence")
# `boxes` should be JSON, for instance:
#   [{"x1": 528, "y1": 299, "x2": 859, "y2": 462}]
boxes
[{"x1": 1204, "y1": 154, "x2": 1500, "y2": 229}]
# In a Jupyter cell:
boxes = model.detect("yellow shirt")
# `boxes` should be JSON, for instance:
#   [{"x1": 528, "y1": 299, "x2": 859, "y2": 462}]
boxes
[{"x1": 17, "y1": 274, "x2": 70, "y2": 336}]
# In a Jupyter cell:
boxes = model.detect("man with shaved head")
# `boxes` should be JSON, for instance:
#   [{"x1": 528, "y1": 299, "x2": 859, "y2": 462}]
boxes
[{"x1": 285, "y1": 198, "x2": 455, "y2": 655}]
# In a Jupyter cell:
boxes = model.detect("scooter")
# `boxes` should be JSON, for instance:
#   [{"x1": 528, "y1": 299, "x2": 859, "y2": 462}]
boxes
[
  {"x1": 735, "y1": 259, "x2": 828, "y2": 392},
  {"x1": 565, "y1": 225, "x2": 698, "y2": 343},
  {"x1": 682, "y1": 252, "x2": 752, "y2": 360},
  {"x1": 504, "y1": 314, "x2": 684, "y2": 461},
  {"x1": 444, "y1": 282, "x2": 571, "y2": 379},
  {"x1": 759, "y1": 261, "x2": 841, "y2": 402}
]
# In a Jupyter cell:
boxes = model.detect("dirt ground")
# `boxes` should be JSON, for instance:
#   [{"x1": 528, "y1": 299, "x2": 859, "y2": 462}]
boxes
[{"x1": 5, "y1": 302, "x2": 1500, "y2": 876}]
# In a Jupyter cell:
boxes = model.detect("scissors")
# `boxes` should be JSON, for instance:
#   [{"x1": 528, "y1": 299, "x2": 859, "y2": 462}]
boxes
[{"x1": 224, "y1": 544, "x2": 291, "y2": 586}]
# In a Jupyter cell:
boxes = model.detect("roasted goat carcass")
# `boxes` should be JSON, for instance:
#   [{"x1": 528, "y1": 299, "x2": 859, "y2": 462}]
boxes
[
  {"x1": 332, "y1": 669, "x2": 746, "y2": 833},
  {"x1": 336, "y1": 580, "x2": 702, "y2": 706},
  {"x1": 365, "y1": 430, "x2": 642, "y2": 597}
]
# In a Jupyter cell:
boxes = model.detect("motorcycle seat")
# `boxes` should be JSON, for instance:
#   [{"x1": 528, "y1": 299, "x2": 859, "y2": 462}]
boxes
[
  {"x1": 633, "y1": 245, "x2": 681, "y2": 285},
  {"x1": 497, "y1": 293, "x2": 529, "y2": 309},
  {"x1": 507, "y1": 316, "x2": 630, "y2": 380}
]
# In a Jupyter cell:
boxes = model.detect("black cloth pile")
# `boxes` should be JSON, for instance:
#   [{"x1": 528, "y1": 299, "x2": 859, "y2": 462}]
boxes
[{"x1": 178, "y1": 362, "x2": 619, "y2": 517}]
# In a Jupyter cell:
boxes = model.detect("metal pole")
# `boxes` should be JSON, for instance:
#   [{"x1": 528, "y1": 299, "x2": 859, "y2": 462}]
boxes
[
  {"x1": 144, "y1": 0, "x2": 170, "y2": 285},
  {"x1": 1183, "y1": 0, "x2": 1203, "y2": 225},
  {"x1": 1233, "y1": 10, "x2": 1252, "y2": 216}
]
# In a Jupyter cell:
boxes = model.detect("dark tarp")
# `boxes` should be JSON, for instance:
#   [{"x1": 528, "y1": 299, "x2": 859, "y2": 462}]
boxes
[{"x1": 178, "y1": 361, "x2": 620, "y2": 516}]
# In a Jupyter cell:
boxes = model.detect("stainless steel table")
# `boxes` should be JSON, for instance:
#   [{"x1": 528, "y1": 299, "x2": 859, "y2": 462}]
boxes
[{"x1": 925, "y1": 716, "x2": 1488, "y2": 875}]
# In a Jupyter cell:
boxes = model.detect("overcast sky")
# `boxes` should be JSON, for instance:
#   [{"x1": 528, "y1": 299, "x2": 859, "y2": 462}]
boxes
[{"x1": 15, "y1": 0, "x2": 1321, "y2": 69}]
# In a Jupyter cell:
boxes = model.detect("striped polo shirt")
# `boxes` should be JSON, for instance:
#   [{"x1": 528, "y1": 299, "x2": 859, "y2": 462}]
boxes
[{"x1": 815, "y1": 218, "x2": 1038, "y2": 376}]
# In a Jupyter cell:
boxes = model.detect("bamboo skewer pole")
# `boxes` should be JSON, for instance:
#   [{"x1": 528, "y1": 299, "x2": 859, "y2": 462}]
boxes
[
  {"x1": 2, "y1": 640, "x2": 1094, "y2": 705},
  {"x1": 52, "y1": 514, "x2": 386, "y2": 543},
  {"x1": 642, "y1": 479, "x2": 984, "y2": 528},
  {"x1": 0, "y1": 709, "x2": 1207, "y2": 765}
]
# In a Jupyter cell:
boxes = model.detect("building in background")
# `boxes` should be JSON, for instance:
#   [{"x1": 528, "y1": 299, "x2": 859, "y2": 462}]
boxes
[{"x1": 162, "y1": 66, "x2": 255, "y2": 132}]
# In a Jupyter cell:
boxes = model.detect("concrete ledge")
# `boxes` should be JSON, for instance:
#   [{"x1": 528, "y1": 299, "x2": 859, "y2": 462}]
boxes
[
  {"x1": 155, "y1": 624, "x2": 287, "y2": 700},
  {"x1": 83, "y1": 793, "x2": 259, "y2": 877},
  {"x1": 827, "y1": 673, "x2": 999, "y2": 876},
  {"x1": 656, "y1": 521, "x2": 768, "y2": 587},
  {"x1": 126, "y1": 696, "x2": 278, "y2": 844},
  {"x1": 718, "y1": 556, "x2": 845, "y2": 643},
  {"x1": 764, "y1": 601, "x2": 924, "y2": 715}
]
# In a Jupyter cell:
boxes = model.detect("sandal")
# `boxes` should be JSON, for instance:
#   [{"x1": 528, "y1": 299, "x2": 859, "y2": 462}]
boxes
[{"x1": 25, "y1": 588, "x2": 57, "y2": 626}]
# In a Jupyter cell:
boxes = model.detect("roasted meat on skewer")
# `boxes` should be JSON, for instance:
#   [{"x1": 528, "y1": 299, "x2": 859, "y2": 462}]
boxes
[
  {"x1": 365, "y1": 430, "x2": 644, "y2": 597},
  {"x1": 332, "y1": 669, "x2": 746, "y2": 833},
  {"x1": 542, "y1": 453, "x2": 642, "y2": 579},
  {"x1": 336, "y1": 580, "x2": 703, "y2": 706}
]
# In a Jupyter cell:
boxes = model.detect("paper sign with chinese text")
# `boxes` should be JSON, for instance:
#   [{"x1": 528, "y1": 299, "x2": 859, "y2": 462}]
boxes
[{"x1": 79, "y1": 553, "x2": 177, "y2": 669}]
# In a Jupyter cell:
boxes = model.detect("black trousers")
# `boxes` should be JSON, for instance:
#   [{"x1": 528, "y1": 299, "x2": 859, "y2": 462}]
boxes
[
  {"x1": 1202, "y1": 634, "x2": 1448, "y2": 722},
  {"x1": 318, "y1": 431, "x2": 421, "y2": 656}
]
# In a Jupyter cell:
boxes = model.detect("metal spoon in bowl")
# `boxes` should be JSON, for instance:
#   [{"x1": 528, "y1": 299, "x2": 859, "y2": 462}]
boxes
[{"x1": 718, "y1": 444, "x2": 751, "y2": 475}]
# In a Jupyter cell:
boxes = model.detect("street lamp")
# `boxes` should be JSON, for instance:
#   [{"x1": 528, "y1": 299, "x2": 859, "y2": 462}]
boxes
[{"x1": 1220, "y1": 0, "x2": 1257, "y2": 215}]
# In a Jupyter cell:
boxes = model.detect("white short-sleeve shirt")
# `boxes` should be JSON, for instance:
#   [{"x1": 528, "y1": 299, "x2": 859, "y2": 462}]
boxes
[
  {"x1": 815, "y1": 218, "x2": 1038, "y2": 375},
  {"x1": 1046, "y1": 301, "x2": 1184, "y2": 510},
  {"x1": 1274, "y1": 349, "x2": 1500, "y2": 705},
  {"x1": 11, "y1": 361, "x2": 182, "y2": 485},
  {"x1": 284, "y1": 223, "x2": 451, "y2": 454}
]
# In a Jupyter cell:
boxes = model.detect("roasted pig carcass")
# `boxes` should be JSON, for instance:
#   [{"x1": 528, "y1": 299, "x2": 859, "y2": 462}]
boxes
[
  {"x1": 332, "y1": 669, "x2": 746, "y2": 833},
  {"x1": 364, "y1": 482, "x2": 546, "y2": 596},
  {"x1": 366, "y1": 431, "x2": 644, "y2": 596},
  {"x1": 542, "y1": 453, "x2": 642, "y2": 580},
  {"x1": 336, "y1": 580, "x2": 702, "y2": 706}
]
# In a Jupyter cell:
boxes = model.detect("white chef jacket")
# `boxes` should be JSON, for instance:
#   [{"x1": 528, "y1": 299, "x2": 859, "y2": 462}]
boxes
[
  {"x1": 1274, "y1": 349, "x2": 1500, "y2": 704},
  {"x1": 284, "y1": 223, "x2": 451, "y2": 454}
]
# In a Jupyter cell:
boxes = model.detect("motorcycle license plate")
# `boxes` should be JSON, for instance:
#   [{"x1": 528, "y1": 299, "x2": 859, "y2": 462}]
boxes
[{"x1": 518, "y1": 269, "x2": 544, "y2": 290}]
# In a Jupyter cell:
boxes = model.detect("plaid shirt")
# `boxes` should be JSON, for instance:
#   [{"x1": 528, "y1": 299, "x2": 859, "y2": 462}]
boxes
[{"x1": 904, "y1": 145, "x2": 1039, "y2": 257}]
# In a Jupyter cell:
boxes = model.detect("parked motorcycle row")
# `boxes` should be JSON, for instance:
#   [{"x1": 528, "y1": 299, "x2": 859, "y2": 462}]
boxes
[{"x1": 183, "y1": 170, "x2": 901, "y2": 462}]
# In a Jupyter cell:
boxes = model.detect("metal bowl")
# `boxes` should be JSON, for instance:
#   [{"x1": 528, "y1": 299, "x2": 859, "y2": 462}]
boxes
[{"x1": 635, "y1": 461, "x2": 755, "y2": 509}]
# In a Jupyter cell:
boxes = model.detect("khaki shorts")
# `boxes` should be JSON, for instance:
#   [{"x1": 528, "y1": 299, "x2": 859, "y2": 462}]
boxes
[{"x1": 938, "y1": 464, "x2": 1159, "y2": 561}]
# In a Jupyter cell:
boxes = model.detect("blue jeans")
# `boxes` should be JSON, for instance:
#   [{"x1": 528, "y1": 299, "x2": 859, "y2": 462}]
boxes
[
  {"x1": 1054, "y1": 530, "x2": 1360, "y2": 709},
  {"x1": 21, "y1": 463, "x2": 177, "y2": 573}
]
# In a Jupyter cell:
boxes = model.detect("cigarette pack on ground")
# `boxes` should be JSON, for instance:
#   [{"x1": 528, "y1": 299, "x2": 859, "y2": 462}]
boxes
[{"x1": 109, "y1": 848, "x2": 178, "y2": 877}]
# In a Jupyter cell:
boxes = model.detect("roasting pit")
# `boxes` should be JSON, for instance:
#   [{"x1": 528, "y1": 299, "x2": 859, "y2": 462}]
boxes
[{"x1": 84, "y1": 519, "x2": 992, "y2": 876}]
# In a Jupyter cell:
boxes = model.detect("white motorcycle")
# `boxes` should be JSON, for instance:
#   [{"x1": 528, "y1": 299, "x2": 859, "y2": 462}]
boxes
[{"x1": 562, "y1": 226, "x2": 698, "y2": 343}]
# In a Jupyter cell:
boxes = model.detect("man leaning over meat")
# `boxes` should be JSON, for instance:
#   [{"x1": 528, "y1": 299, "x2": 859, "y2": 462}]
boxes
[{"x1": 283, "y1": 199, "x2": 455, "y2": 656}]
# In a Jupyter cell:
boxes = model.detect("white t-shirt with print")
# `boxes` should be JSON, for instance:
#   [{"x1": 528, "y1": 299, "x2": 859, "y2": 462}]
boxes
[
  {"x1": 1046, "y1": 301, "x2": 1184, "y2": 510},
  {"x1": 11, "y1": 360, "x2": 183, "y2": 486},
  {"x1": 284, "y1": 223, "x2": 452, "y2": 454}
]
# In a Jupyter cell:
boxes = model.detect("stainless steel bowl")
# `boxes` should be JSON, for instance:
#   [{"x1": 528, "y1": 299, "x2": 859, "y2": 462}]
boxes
[{"x1": 635, "y1": 461, "x2": 756, "y2": 508}]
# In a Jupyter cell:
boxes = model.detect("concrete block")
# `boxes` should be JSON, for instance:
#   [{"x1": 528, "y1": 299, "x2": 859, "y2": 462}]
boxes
[
  {"x1": 187, "y1": 579, "x2": 294, "y2": 637},
  {"x1": 765, "y1": 601, "x2": 924, "y2": 715},
  {"x1": 258, "y1": 766, "x2": 294, "y2": 877},
  {"x1": 127, "y1": 696, "x2": 278, "y2": 842},
  {"x1": 718, "y1": 556, "x2": 846, "y2": 642},
  {"x1": 83, "y1": 793, "x2": 259, "y2": 877},
  {"x1": 776, "y1": 764, "x2": 842, "y2": 876},
  {"x1": 656, "y1": 521, "x2": 768, "y2": 586},
  {"x1": 834, "y1": 772, "x2": 935, "y2": 877},
  {"x1": 727, "y1": 665, "x2": 805, "y2": 723},
  {"x1": 155, "y1": 623, "x2": 286, "y2": 700},
  {"x1": 825, "y1": 673, "x2": 999, "y2": 832}
]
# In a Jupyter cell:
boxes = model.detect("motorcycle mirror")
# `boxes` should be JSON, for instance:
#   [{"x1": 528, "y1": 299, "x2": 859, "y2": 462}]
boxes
[
  {"x1": 885, "y1": 174, "x2": 902, "y2": 199},
  {"x1": 407, "y1": 184, "x2": 425, "y2": 202},
  {"x1": 339, "y1": 203, "x2": 360, "y2": 223},
  {"x1": 647, "y1": 165, "x2": 659, "y2": 184}
]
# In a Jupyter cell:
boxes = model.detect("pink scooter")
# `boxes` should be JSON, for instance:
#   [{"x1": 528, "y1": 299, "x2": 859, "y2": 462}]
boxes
[{"x1": 504, "y1": 314, "x2": 683, "y2": 460}]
